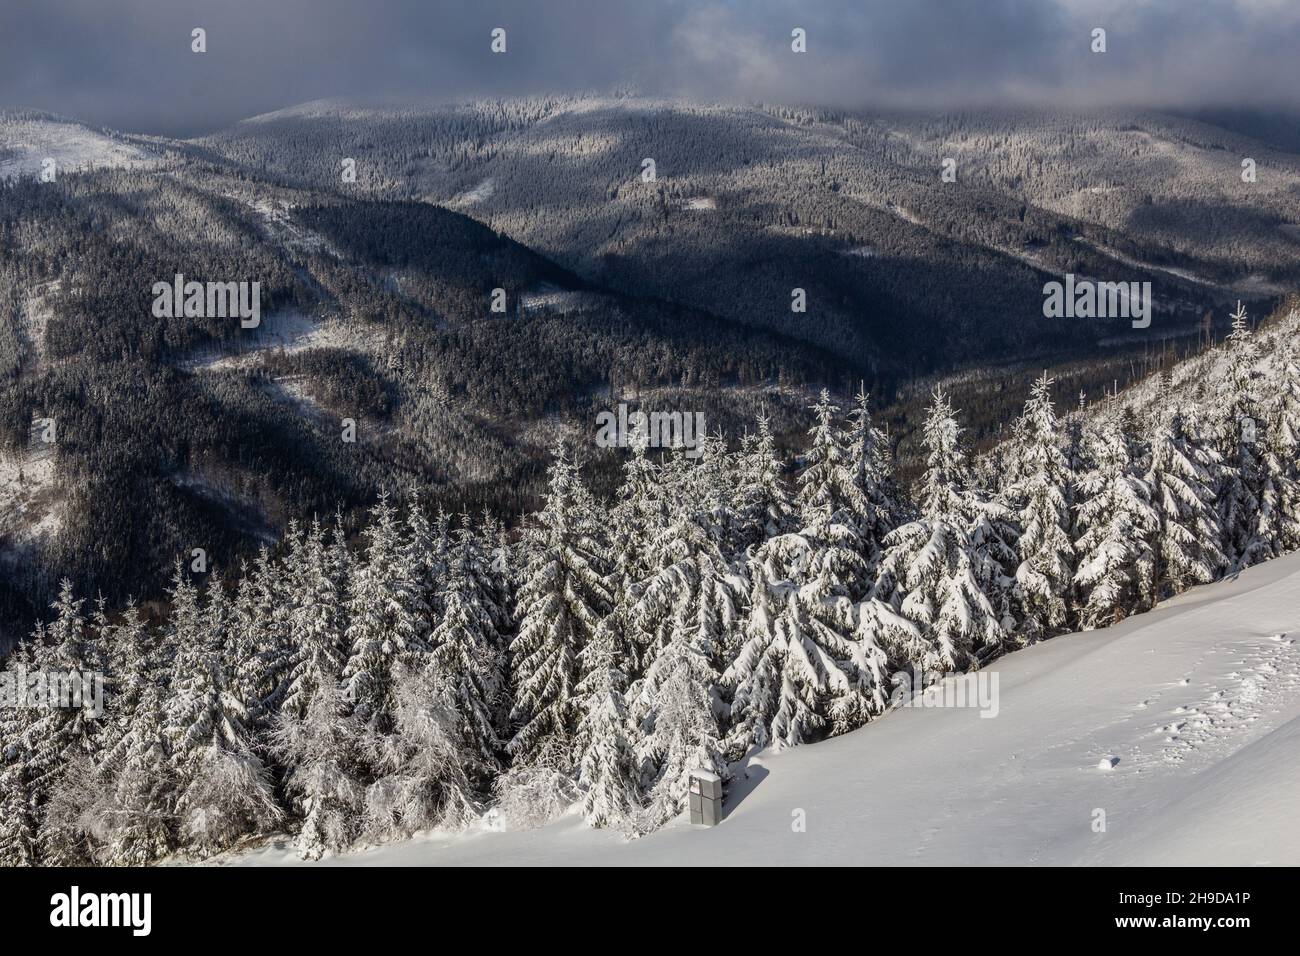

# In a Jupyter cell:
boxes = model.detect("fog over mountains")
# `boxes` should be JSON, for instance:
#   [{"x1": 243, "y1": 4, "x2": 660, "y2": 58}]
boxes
[{"x1": 6, "y1": 1, "x2": 1300, "y2": 135}]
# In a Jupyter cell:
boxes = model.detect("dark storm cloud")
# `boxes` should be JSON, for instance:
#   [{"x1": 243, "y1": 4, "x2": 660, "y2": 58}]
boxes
[{"x1": 2, "y1": 0, "x2": 1298, "y2": 136}]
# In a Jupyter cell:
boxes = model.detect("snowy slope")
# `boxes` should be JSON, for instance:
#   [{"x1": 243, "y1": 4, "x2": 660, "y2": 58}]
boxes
[
  {"x1": 227, "y1": 552, "x2": 1300, "y2": 867},
  {"x1": 0, "y1": 113, "x2": 156, "y2": 181}
]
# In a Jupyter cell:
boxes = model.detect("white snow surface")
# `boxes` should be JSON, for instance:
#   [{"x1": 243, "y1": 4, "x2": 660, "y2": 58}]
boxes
[
  {"x1": 225, "y1": 551, "x2": 1300, "y2": 866},
  {"x1": 0, "y1": 115, "x2": 155, "y2": 181}
]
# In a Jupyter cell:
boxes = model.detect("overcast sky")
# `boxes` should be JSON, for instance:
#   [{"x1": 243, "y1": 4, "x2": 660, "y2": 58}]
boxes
[{"x1": 3, "y1": 0, "x2": 1299, "y2": 136}]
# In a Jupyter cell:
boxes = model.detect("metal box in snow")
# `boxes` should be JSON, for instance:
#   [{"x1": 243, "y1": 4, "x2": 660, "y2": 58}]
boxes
[{"x1": 688, "y1": 769, "x2": 723, "y2": 826}]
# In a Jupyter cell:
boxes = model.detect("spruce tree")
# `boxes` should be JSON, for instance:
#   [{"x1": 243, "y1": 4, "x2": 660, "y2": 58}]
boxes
[
  {"x1": 427, "y1": 526, "x2": 506, "y2": 782},
  {"x1": 0, "y1": 639, "x2": 40, "y2": 865},
  {"x1": 1215, "y1": 302, "x2": 1270, "y2": 568},
  {"x1": 166, "y1": 574, "x2": 279, "y2": 855},
  {"x1": 845, "y1": 386, "x2": 903, "y2": 573},
  {"x1": 735, "y1": 411, "x2": 794, "y2": 550},
  {"x1": 282, "y1": 519, "x2": 349, "y2": 720},
  {"x1": 103, "y1": 652, "x2": 174, "y2": 865},
  {"x1": 1147, "y1": 392, "x2": 1226, "y2": 596},
  {"x1": 1073, "y1": 417, "x2": 1157, "y2": 627},
  {"x1": 28, "y1": 582, "x2": 106, "y2": 864},
  {"x1": 1008, "y1": 374, "x2": 1074, "y2": 642},
  {"x1": 343, "y1": 494, "x2": 429, "y2": 729},
  {"x1": 508, "y1": 444, "x2": 611, "y2": 768},
  {"x1": 630, "y1": 507, "x2": 740, "y2": 827},
  {"x1": 574, "y1": 621, "x2": 640, "y2": 830},
  {"x1": 273, "y1": 683, "x2": 365, "y2": 860},
  {"x1": 874, "y1": 390, "x2": 1006, "y2": 672}
]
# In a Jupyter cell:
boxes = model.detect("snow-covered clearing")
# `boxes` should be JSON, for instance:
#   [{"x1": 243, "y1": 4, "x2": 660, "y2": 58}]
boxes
[
  {"x1": 519, "y1": 283, "x2": 598, "y2": 315},
  {"x1": 225, "y1": 550, "x2": 1300, "y2": 866},
  {"x1": 0, "y1": 116, "x2": 155, "y2": 181},
  {"x1": 0, "y1": 448, "x2": 61, "y2": 552},
  {"x1": 453, "y1": 178, "x2": 495, "y2": 206},
  {"x1": 181, "y1": 310, "x2": 349, "y2": 371},
  {"x1": 18, "y1": 283, "x2": 57, "y2": 369},
  {"x1": 886, "y1": 202, "x2": 923, "y2": 226},
  {"x1": 244, "y1": 197, "x2": 334, "y2": 255},
  {"x1": 681, "y1": 196, "x2": 717, "y2": 211},
  {"x1": 1074, "y1": 236, "x2": 1287, "y2": 298}
]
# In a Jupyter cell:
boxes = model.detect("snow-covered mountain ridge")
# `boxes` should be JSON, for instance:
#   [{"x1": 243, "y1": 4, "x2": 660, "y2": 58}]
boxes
[
  {"x1": 0, "y1": 111, "x2": 158, "y2": 181},
  {"x1": 225, "y1": 548, "x2": 1300, "y2": 866}
]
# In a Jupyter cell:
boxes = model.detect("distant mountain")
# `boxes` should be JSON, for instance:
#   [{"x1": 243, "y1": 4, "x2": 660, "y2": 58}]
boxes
[{"x1": 200, "y1": 95, "x2": 1300, "y2": 375}]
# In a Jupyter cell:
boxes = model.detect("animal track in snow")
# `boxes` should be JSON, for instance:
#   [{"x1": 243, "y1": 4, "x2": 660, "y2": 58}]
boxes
[{"x1": 1156, "y1": 632, "x2": 1300, "y2": 766}]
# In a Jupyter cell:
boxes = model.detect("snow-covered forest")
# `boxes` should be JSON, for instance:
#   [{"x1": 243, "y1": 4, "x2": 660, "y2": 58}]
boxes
[{"x1": 2, "y1": 301, "x2": 1298, "y2": 866}]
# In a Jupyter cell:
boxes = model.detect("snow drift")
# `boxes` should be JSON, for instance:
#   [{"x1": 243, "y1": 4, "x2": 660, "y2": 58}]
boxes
[{"x1": 227, "y1": 548, "x2": 1300, "y2": 866}]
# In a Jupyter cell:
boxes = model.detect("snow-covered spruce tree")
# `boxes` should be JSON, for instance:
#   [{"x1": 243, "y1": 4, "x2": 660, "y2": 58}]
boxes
[
  {"x1": 796, "y1": 389, "x2": 873, "y2": 588},
  {"x1": 1213, "y1": 302, "x2": 1271, "y2": 569},
  {"x1": 1072, "y1": 416, "x2": 1157, "y2": 627},
  {"x1": 726, "y1": 526, "x2": 916, "y2": 752},
  {"x1": 92, "y1": 601, "x2": 175, "y2": 864},
  {"x1": 635, "y1": 631, "x2": 726, "y2": 833},
  {"x1": 231, "y1": 543, "x2": 292, "y2": 732},
  {"x1": 165, "y1": 573, "x2": 279, "y2": 856},
  {"x1": 0, "y1": 639, "x2": 40, "y2": 865},
  {"x1": 343, "y1": 494, "x2": 430, "y2": 731},
  {"x1": 874, "y1": 390, "x2": 1007, "y2": 672},
  {"x1": 360, "y1": 662, "x2": 480, "y2": 840},
  {"x1": 598, "y1": 432, "x2": 664, "y2": 673},
  {"x1": 281, "y1": 518, "x2": 350, "y2": 720},
  {"x1": 1263, "y1": 346, "x2": 1300, "y2": 551},
  {"x1": 474, "y1": 509, "x2": 516, "y2": 641},
  {"x1": 269, "y1": 517, "x2": 367, "y2": 859},
  {"x1": 475, "y1": 508, "x2": 517, "y2": 739},
  {"x1": 724, "y1": 561, "x2": 783, "y2": 754},
  {"x1": 734, "y1": 411, "x2": 794, "y2": 550},
  {"x1": 99, "y1": 603, "x2": 153, "y2": 773},
  {"x1": 968, "y1": 493, "x2": 1020, "y2": 637},
  {"x1": 1255, "y1": 423, "x2": 1300, "y2": 558},
  {"x1": 102, "y1": 642, "x2": 174, "y2": 866},
  {"x1": 1272, "y1": 345, "x2": 1300, "y2": 483},
  {"x1": 846, "y1": 386, "x2": 904, "y2": 573},
  {"x1": 573, "y1": 619, "x2": 640, "y2": 830},
  {"x1": 27, "y1": 582, "x2": 108, "y2": 865},
  {"x1": 570, "y1": 437, "x2": 658, "y2": 830},
  {"x1": 403, "y1": 489, "x2": 452, "y2": 621},
  {"x1": 797, "y1": 391, "x2": 850, "y2": 513},
  {"x1": 1251, "y1": 337, "x2": 1300, "y2": 555},
  {"x1": 630, "y1": 507, "x2": 742, "y2": 830},
  {"x1": 508, "y1": 444, "x2": 611, "y2": 769},
  {"x1": 690, "y1": 429, "x2": 738, "y2": 519},
  {"x1": 273, "y1": 681, "x2": 366, "y2": 860},
  {"x1": 1146, "y1": 390, "x2": 1226, "y2": 597},
  {"x1": 726, "y1": 392, "x2": 914, "y2": 748},
  {"x1": 1064, "y1": 390, "x2": 1089, "y2": 492},
  {"x1": 1007, "y1": 374, "x2": 1074, "y2": 643},
  {"x1": 426, "y1": 525, "x2": 507, "y2": 784}
]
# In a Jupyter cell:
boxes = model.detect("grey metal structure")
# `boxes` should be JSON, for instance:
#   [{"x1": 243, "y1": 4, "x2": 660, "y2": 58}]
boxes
[{"x1": 688, "y1": 769, "x2": 723, "y2": 826}]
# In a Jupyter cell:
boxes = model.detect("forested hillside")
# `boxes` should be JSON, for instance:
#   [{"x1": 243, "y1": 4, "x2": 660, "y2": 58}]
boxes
[
  {"x1": 2, "y1": 298, "x2": 1297, "y2": 865},
  {"x1": 6, "y1": 100, "x2": 1298, "y2": 639},
  {"x1": 0, "y1": 122, "x2": 848, "y2": 637},
  {"x1": 203, "y1": 96, "x2": 1300, "y2": 374}
]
